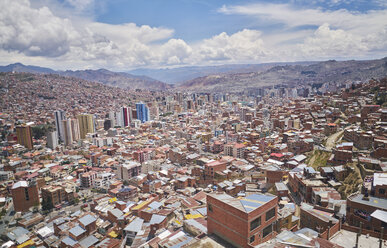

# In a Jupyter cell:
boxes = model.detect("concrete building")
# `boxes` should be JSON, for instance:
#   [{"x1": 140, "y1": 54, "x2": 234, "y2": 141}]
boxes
[
  {"x1": 207, "y1": 193, "x2": 278, "y2": 248},
  {"x1": 117, "y1": 161, "x2": 142, "y2": 181},
  {"x1": 46, "y1": 130, "x2": 58, "y2": 149},
  {"x1": 136, "y1": 102, "x2": 149, "y2": 123},
  {"x1": 224, "y1": 143, "x2": 246, "y2": 159},
  {"x1": 54, "y1": 110, "x2": 66, "y2": 142},
  {"x1": 41, "y1": 185, "x2": 73, "y2": 207},
  {"x1": 80, "y1": 171, "x2": 97, "y2": 188}
]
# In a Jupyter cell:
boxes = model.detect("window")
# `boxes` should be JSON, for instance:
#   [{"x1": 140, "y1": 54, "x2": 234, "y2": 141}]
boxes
[
  {"x1": 250, "y1": 216, "x2": 261, "y2": 231},
  {"x1": 208, "y1": 204, "x2": 213, "y2": 212},
  {"x1": 262, "y1": 224, "x2": 272, "y2": 238},
  {"x1": 379, "y1": 188, "x2": 386, "y2": 195},
  {"x1": 24, "y1": 188, "x2": 30, "y2": 201},
  {"x1": 266, "y1": 208, "x2": 275, "y2": 221},
  {"x1": 249, "y1": 234, "x2": 255, "y2": 244}
]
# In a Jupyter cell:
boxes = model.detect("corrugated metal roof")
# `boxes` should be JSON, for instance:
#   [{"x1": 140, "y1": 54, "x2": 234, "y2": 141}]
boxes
[
  {"x1": 124, "y1": 217, "x2": 144, "y2": 233},
  {"x1": 371, "y1": 209, "x2": 387, "y2": 222},
  {"x1": 78, "y1": 214, "x2": 96, "y2": 226},
  {"x1": 210, "y1": 193, "x2": 276, "y2": 213},
  {"x1": 184, "y1": 219, "x2": 207, "y2": 234},
  {"x1": 62, "y1": 236, "x2": 78, "y2": 246},
  {"x1": 240, "y1": 194, "x2": 276, "y2": 213},
  {"x1": 150, "y1": 214, "x2": 166, "y2": 225},
  {"x1": 69, "y1": 225, "x2": 86, "y2": 237},
  {"x1": 79, "y1": 235, "x2": 98, "y2": 248}
]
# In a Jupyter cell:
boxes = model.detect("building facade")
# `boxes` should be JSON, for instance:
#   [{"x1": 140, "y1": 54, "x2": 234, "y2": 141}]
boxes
[
  {"x1": 11, "y1": 180, "x2": 39, "y2": 212},
  {"x1": 207, "y1": 193, "x2": 278, "y2": 248}
]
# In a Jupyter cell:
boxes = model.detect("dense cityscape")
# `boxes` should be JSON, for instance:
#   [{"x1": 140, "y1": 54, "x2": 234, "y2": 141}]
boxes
[
  {"x1": 1, "y1": 0, "x2": 387, "y2": 248},
  {"x1": 0, "y1": 70, "x2": 386, "y2": 248}
]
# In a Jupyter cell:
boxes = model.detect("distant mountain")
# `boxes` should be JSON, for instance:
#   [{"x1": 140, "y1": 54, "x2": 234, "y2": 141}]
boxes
[
  {"x1": 60, "y1": 69, "x2": 171, "y2": 91},
  {"x1": 0, "y1": 63, "x2": 170, "y2": 91},
  {"x1": 129, "y1": 62, "x2": 314, "y2": 84},
  {"x1": 178, "y1": 57, "x2": 387, "y2": 93},
  {"x1": 0, "y1": 63, "x2": 55, "y2": 74}
]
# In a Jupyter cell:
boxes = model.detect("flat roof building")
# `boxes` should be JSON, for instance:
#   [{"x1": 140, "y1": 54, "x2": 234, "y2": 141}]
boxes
[{"x1": 207, "y1": 193, "x2": 278, "y2": 248}]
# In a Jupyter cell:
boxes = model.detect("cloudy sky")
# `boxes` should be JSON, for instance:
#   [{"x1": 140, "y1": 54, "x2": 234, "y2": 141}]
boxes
[{"x1": 0, "y1": 0, "x2": 386, "y2": 71}]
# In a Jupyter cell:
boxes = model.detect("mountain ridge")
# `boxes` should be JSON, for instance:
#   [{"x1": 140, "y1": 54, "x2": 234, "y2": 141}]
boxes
[
  {"x1": 128, "y1": 61, "x2": 316, "y2": 84},
  {"x1": 0, "y1": 63, "x2": 170, "y2": 91},
  {"x1": 178, "y1": 57, "x2": 387, "y2": 92}
]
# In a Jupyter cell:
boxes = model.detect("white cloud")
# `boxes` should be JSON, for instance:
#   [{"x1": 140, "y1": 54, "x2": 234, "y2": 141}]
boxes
[
  {"x1": 64, "y1": 0, "x2": 94, "y2": 11},
  {"x1": 0, "y1": 0, "x2": 386, "y2": 70},
  {"x1": 0, "y1": 0, "x2": 75, "y2": 57},
  {"x1": 218, "y1": 3, "x2": 387, "y2": 34},
  {"x1": 299, "y1": 23, "x2": 368, "y2": 58},
  {"x1": 196, "y1": 29, "x2": 268, "y2": 62},
  {"x1": 219, "y1": 3, "x2": 387, "y2": 61}
]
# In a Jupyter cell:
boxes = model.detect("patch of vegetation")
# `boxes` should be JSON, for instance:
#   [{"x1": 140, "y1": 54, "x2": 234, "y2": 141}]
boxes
[
  {"x1": 307, "y1": 150, "x2": 331, "y2": 169},
  {"x1": 32, "y1": 124, "x2": 54, "y2": 139},
  {"x1": 41, "y1": 196, "x2": 53, "y2": 211},
  {"x1": 337, "y1": 168, "x2": 362, "y2": 198},
  {"x1": 161, "y1": 112, "x2": 173, "y2": 117},
  {"x1": 372, "y1": 77, "x2": 387, "y2": 106}
]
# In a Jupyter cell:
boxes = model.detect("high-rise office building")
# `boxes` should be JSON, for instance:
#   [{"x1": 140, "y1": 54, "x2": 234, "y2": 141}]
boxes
[
  {"x1": 136, "y1": 103, "x2": 149, "y2": 123},
  {"x1": 77, "y1": 114, "x2": 95, "y2": 139},
  {"x1": 16, "y1": 124, "x2": 34, "y2": 149},
  {"x1": 54, "y1": 110, "x2": 66, "y2": 142}
]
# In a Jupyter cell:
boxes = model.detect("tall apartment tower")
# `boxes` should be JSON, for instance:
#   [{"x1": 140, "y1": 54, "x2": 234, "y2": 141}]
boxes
[
  {"x1": 54, "y1": 110, "x2": 66, "y2": 142},
  {"x1": 77, "y1": 114, "x2": 95, "y2": 139},
  {"x1": 136, "y1": 102, "x2": 149, "y2": 123},
  {"x1": 121, "y1": 107, "x2": 132, "y2": 127},
  {"x1": 46, "y1": 131, "x2": 58, "y2": 149},
  {"x1": 62, "y1": 119, "x2": 73, "y2": 146},
  {"x1": 70, "y1": 118, "x2": 80, "y2": 141},
  {"x1": 16, "y1": 124, "x2": 34, "y2": 149}
]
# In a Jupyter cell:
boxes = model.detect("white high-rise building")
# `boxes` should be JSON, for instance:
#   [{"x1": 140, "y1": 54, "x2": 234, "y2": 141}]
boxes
[{"x1": 46, "y1": 131, "x2": 58, "y2": 149}]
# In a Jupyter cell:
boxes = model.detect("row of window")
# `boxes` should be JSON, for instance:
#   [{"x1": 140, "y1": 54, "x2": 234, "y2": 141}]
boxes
[
  {"x1": 250, "y1": 208, "x2": 275, "y2": 231},
  {"x1": 249, "y1": 224, "x2": 273, "y2": 243}
]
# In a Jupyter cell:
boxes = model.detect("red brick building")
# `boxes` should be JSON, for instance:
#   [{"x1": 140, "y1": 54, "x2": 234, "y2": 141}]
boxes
[
  {"x1": 207, "y1": 193, "x2": 278, "y2": 248},
  {"x1": 11, "y1": 180, "x2": 39, "y2": 212},
  {"x1": 346, "y1": 193, "x2": 387, "y2": 232},
  {"x1": 204, "y1": 160, "x2": 227, "y2": 180}
]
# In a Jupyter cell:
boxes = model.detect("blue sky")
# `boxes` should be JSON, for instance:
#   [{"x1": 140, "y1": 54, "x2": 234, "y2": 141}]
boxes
[
  {"x1": 95, "y1": 0, "x2": 386, "y2": 41},
  {"x1": 0, "y1": 0, "x2": 386, "y2": 70}
]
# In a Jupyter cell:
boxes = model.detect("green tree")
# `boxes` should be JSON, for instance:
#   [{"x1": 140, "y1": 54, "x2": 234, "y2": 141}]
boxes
[
  {"x1": 41, "y1": 196, "x2": 54, "y2": 211},
  {"x1": 32, "y1": 124, "x2": 54, "y2": 139}
]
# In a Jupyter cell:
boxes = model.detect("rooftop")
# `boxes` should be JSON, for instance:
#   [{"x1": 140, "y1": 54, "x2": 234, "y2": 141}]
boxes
[
  {"x1": 348, "y1": 194, "x2": 387, "y2": 211},
  {"x1": 209, "y1": 193, "x2": 276, "y2": 213}
]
